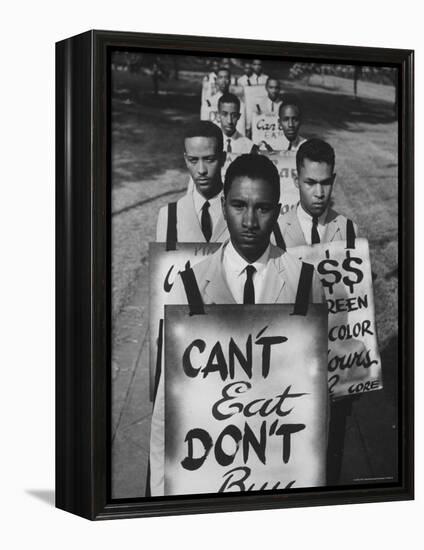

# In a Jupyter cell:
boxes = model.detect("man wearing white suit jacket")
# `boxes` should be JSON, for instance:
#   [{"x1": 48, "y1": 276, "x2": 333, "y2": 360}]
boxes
[
  {"x1": 149, "y1": 154, "x2": 324, "y2": 496},
  {"x1": 156, "y1": 121, "x2": 229, "y2": 245},
  {"x1": 274, "y1": 139, "x2": 359, "y2": 249}
]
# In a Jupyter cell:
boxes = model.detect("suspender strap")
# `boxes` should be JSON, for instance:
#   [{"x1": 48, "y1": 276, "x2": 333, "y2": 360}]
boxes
[
  {"x1": 346, "y1": 219, "x2": 356, "y2": 249},
  {"x1": 292, "y1": 262, "x2": 314, "y2": 316},
  {"x1": 273, "y1": 223, "x2": 286, "y2": 251},
  {"x1": 180, "y1": 267, "x2": 205, "y2": 315},
  {"x1": 152, "y1": 318, "x2": 164, "y2": 402},
  {"x1": 166, "y1": 202, "x2": 177, "y2": 251}
]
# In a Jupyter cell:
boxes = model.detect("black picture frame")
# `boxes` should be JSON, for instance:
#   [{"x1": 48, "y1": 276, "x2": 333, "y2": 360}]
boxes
[{"x1": 56, "y1": 29, "x2": 414, "y2": 520}]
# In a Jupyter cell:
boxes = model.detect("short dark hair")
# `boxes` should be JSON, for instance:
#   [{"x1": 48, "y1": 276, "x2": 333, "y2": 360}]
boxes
[
  {"x1": 296, "y1": 138, "x2": 335, "y2": 173},
  {"x1": 266, "y1": 76, "x2": 280, "y2": 86},
  {"x1": 218, "y1": 93, "x2": 240, "y2": 111},
  {"x1": 184, "y1": 121, "x2": 223, "y2": 153},
  {"x1": 279, "y1": 94, "x2": 302, "y2": 118},
  {"x1": 224, "y1": 154, "x2": 280, "y2": 201},
  {"x1": 217, "y1": 67, "x2": 231, "y2": 76}
]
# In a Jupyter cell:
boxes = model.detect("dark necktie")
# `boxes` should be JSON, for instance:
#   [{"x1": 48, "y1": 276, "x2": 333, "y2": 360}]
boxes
[
  {"x1": 311, "y1": 216, "x2": 320, "y2": 244},
  {"x1": 247, "y1": 77, "x2": 251, "y2": 86},
  {"x1": 226, "y1": 138, "x2": 232, "y2": 153},
  {"x1": 243, "y1": 265, "x2": 256, "y2": 304},
  {"x1": 271, "y1": 101, "x2": 274, "y2": 112},
  {"x1": 201, "y1": 201, "x2": 212, "y2": 242}
]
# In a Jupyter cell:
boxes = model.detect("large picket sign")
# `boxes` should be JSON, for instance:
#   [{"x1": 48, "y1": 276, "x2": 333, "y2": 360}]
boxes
[
  {"x1": 164, "y1": 304, "x2": 328, "y2": 496},
  {"x1": 251, "y1": 112, "x2": 286, "y2": 150},
  {"x1": 290, "y1": 239, "x2": 382, "y2": 398},
  {"x1": 260, "y1": 151, "x2": 299, "y2": 215},
  {"x1": 149, "y1": 242, "x2": 220, "y2": 399}
]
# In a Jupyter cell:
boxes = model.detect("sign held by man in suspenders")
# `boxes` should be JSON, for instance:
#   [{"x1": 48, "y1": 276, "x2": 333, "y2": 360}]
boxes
[
  {"x1": 149, "y1": 242, "x2": 220, "y2": 400},
  {"x1": 163, "y1": 303, "x2": 329, "y2": 496},
  {"x1": 288, "y1": 236, "x2": 383, "y2": 398},
  {"x1": 259, "y1": 151, "x2": 299, "y2": 217}
]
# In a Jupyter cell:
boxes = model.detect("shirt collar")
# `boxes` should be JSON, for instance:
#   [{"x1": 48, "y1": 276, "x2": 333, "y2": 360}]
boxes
[
  {"x1": 224, "y1": 240, "x2": 271, "y2": 277},
  {"x1": 297, "y1": 202, "x2": 328, "y2": 225},
  {"x1": 192, "y1": 185, "x2": 222, "y2": 216},
  {"x1": 224, "y1": 130, "x2": 240, "y2": 142}
]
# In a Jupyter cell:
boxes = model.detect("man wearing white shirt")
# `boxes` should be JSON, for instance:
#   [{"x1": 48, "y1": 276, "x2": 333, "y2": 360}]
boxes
[
  {"x1": 201, "y1": 67, "x2": 246, "y2": 135},
  {"x1": 218, "y1": 93, "x2": 254, "y2": 154},
  {"x1": 251, "y1": 59, "x2": 269, "y2": 85},
  {"x1": 149, "y1": 154, "x2": 324, "y2": 495},
  {"x1": 278, "y1": 95, "x2": 307, "y2": 152},
  {"x1": 237, "y1": 60, "x2": 254, "y2": 87},
  {"x1": 276, "y1": 139, "x2": 359, "y2": 247},
  {"x1": 256, "y1": 77, "x2": 282, "y2": 115},
  {"x1": 156, "y1": 121, "x2": 229, "y2": 244}
]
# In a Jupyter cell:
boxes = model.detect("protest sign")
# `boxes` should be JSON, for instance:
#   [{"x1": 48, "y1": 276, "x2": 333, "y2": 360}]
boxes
[
  {"x1": 251, "y1": 112, "x2": 286, "y2": 150},
  {"x1": 243, "y1": 85, "x2": 267, "y2": 129},
  {"x1": 164, "y1": 304, "x2": 328, "y2": 496},
  {"x1": 149, "y1": 242, "x2": 221, "y2": 400},
  {"x1": 290, "y1": 238, "x2": 382, "y2": 398},
  {"x1": 260, "y1": 151, "x2": 299, "y2": 215}
]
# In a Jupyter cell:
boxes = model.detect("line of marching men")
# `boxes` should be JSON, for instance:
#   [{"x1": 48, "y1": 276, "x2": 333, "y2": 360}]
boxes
[{"x1": 150, "y1": 59, "x2": 361, "y2": 495}]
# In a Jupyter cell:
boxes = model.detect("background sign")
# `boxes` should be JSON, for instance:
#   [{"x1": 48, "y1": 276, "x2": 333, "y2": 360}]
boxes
[
  {"x1": 252, "y1": 112, "x2": 286, "y2": 150},
  {"x1": 260, "y1": 151, "x2": 299, "y2": 215},
  {"x1": 290, "y1": 239, "x2": 382, "y2": 398},
  {"x1": 164, "y1": 304, "x2": 328, "y2": 496},
  {"x1": 149, "y1": 242, "x2": 220, "y2": 399}
]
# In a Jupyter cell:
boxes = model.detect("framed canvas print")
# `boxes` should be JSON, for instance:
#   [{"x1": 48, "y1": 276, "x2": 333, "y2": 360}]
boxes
[{"x1": 56, "y1": 30, "x2": 414, "y2": 520}]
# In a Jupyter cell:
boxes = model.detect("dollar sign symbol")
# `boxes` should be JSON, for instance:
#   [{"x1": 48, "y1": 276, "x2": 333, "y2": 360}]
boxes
[
  {"x1": 317, "y1": 250, "x2": 342, "y2": 295},
  {"x1": 342, "y1": 250, "x2": 363, "y2": 294}
]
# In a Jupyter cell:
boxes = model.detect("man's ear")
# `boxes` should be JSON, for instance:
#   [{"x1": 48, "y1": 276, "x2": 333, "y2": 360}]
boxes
[
  {"x1": 274, "y1": 203, "x2": 281, "y2": 222},
  {"x1": 294, "y1": 173, "x2": 300, "y2": 189},
  {"x1": 221, "y1": 195, "x2": 227, "y2": 221},
  {"x1": 183, "y1": 152, "x2": 189, "y2": 169}
]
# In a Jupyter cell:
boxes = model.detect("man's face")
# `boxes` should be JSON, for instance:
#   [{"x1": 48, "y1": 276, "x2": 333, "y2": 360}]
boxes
[
  {"x1": 279, "y1": 104, "x2": 301, "y2": 142},
  {"x1": 184, "y1": 136, "x2": 225, "y2": 198},
  {"x1": 222, "y1": 177, "x2": 280, "y2": 262},
  {"x1": 216, "y1": 69, "x2": 230, "y2": 93},
  {"x1": 218, "y1": 102, "x2": 240, "y2": 136},
  {"x1": 221, "y1": 58, "x2": 231, "y2": 70},
  {"x1": 211, "y1": 60, "x2": 219, "y2": 74},
  {"x1": 296, "y1": 159, "x2": 335, "y2": 217},
  {"x1": 252, "y1": 60, "x2": 262, "y2": 75},
  {"x1": 243, "y1": 62, "x2": 252, "y2": 76},
  {"x1": 266, "y1": 79, "x2": 280, "y2": 102}
]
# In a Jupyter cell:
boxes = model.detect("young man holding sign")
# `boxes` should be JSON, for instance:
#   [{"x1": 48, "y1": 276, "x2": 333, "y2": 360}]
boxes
[
  {"x1": 218, "y1": 93, "x2": 255, "y2": 154},
  {"x1": 156, "y1": 121, "x2": 229, "y2": 244},
  {"x1": 237, "y1": 60, "x2": 254, "y2": 87},
  {"x1": 256, "y1": 77, "x2": 282, "y2": 115},
  {"x1": 251, "y1": 58, "x2": 269, "y2": 85},
  {"x1": 275, "y1": 139, "x2": 359, "y2": 248},
  {"x1": 278, "y1": 95, "x2": 306, "y2": 153},
  {"x1": 201, "y1": 67, "x2": 246, "y2": 135},
  {"x1": 149, "y1": 154, "x2": 324, "y2": 495}
]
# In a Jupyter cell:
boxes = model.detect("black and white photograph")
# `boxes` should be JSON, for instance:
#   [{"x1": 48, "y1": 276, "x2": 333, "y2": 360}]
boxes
[{"x1": 110, "y1": 51, "x2": 400, "y2": 499}]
